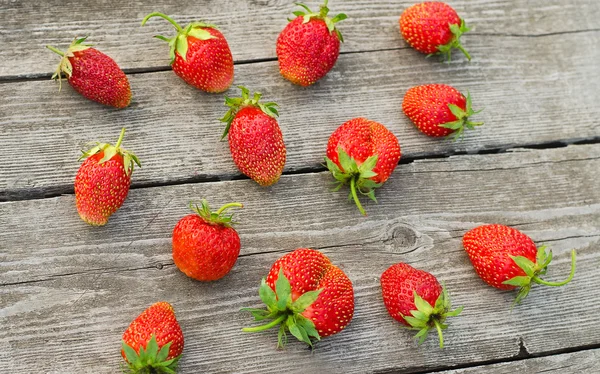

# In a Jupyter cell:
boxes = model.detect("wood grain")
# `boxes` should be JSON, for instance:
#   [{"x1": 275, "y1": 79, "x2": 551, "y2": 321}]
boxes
[
  {"x1": 2, "y1": 0, "x2": 600, "y2": 78},
  {"x1": 2, "y1": 31, "x2": 599, "y2": 200},
  {"x1": 2, "y1": 144, "x2": 599, "y2": 373},
  {"x1": 441, "y1": 349, "x2": 600, "y2": 373}
]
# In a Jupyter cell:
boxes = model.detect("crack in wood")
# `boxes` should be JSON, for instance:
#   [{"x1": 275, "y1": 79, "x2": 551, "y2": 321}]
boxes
[
  {"x1": 1, "y1": 28, "x2": 599, "y2": 84},
  {"x1": 2, "y1": 138, "x2": 599, "y2": 203}
]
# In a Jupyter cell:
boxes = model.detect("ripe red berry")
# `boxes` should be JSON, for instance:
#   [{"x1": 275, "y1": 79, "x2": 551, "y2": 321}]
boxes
[
  {"x1": 142, "y1": 12, "x2": 234, "y2": 93},
  {"x1": 47, "y1": 37, "x2": 131, "y2": 108},
  {"x1": 74, "y1": 128, "x2": 140, "y2": 226},
  {"x1": 463, "y1": 224, "x2": 577, "y2": 304},
  {"x1": 381, "y1": 262, "x2": 462, "y2": 348},
  {"x1": 172, "y1": 200, "x2": 243, "y2": 281},
  {"x1": 121, "y1": 302, "x2": 184, "y2": 373},
  {"x1": 325, "y1": 118, "x2": 401, "y2": 215},
  {"x1": 276, "y1": 1, "x2": 347, "y2": 86},
  {"x1": 242, "y1": 248, "x2": 354, "y2": 348},
  {"x1": 402, "y1": 84, "x2": 483, "y2": 139},
  {"x1": 220, "y1": 86, "x2": 286, "y2": 186},
  {"x1": 400, "y1": 2, "x2": 471, "y2": 61}
]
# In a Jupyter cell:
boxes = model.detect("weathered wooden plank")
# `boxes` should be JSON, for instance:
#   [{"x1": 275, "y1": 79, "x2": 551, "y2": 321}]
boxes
[
  {"x1": 441, "y1": 349, "x2": 600, "y2": 373},
  {"x1": 2, "y1": 31, "x2": 599, "y2": 200},
  {"x1": 1, "y1": 0, "x2": 599, "y2": 78},
  {"x1": 1, "y1": 145, "x2": 599, "y2": 373}
]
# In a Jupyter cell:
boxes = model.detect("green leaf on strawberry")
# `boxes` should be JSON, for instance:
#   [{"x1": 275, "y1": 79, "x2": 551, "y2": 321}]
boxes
[
  {"x1": 504, "y1": 246, "x2": 577, "y2": 304},
  {"x1": 79, "y1": 127, "x2": 141, "y2": 175},
  {"x1": 242, "y1": 268, "x2": 323, "y2": 348},
  {"x1": 121, "y1": 335, "x2": 180, "y2": 374},
  {"x1": 438, "y1": 91, "x2": 484, "y2": 141},
  {"x1": 220, "y1": 86, "x2": 279, "y2": 140},
  {"x1": 141, "y1": 12, "x2": 216, "y2": 63},
  {"x1": 291, "y1": 0, "x2": 347, "y2": 41},
  {"x1": 325, "y1": 147, "x2": 381, "y2": 216},
  {"x1": 400, "y1": 285, "x2": 463, "y2": 348},
  {"x1": 431, "y1": 18, "x2": 472, "y2": 61}
]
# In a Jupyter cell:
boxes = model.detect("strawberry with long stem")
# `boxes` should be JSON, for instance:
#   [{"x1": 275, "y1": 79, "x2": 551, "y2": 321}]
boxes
[
  {"x1": 142, "y1": 12, "x2": 234, "y2": 93},
  {"x1": 463, "y1": 224, "x2": 577, "y2": 304}
]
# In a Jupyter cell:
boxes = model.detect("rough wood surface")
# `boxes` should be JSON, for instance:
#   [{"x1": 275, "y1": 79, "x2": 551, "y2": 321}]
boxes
[
  {"x1": 2, "y1": 0, "x2": 600, "y2": 78},
  {"x1": 2, "y1": 30, "x2": 599, "y2": 200},
  {"x1": 441, "y1": 349, "x2": 600, "y2": 373},
  {"x1": 2, "y1": 145, "x2": 599, "y2": 373}
]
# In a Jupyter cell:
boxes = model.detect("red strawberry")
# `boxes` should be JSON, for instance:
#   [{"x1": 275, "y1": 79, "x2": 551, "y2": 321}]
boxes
[
  {"x1": 402, "y1": 84, "x2": 483, "y2": 139},
  {"x1": 463, "y1": 224, "x2": 577, "y2": 303},
  {"x1": 142, "y1": 12, "x2": 234, "y2": 93},
  {"x1": 325, "y1": 118, "x2": 401, "y2": 215},
  {"x1": 220, "y1": 86, "x2": 286, "y2": 186},
  {"x1": 276, "y1": 1, "x2": 347, "y2": 86},
  {"x1": 381, "y1": 262, "x2": 462, "y2": 348},
  {"x1": 75, "y1": 128, "x2": 140, "y2": 226},
  {"x1": 172, "y1": 200, "x2": 243, "y2": 281},
  {"x1": 400, "y1": 2, "x2": 471, "y2": 61},
  {"x1": 47, "y1": 37, "x2": 131, "y2": 108},
  {"x1": 121, "y1": 302, "x2": 184, "y2": 373},
  {"x1": 242, "y1": 248, "x2": 354, "y2": 348}
]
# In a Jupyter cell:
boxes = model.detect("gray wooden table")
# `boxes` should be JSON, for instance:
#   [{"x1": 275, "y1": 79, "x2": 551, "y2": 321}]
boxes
[{"x1": 1, "y1": 1, "x2": 599, "y2": 373}]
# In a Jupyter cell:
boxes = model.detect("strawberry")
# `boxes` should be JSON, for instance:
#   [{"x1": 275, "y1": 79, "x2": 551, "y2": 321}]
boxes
[
  {"x1": 142, "y1": 12, "x2": 234, "y2": 93},
  {"x1": 47, "y1": 37, "x2": 131, "y2": 108},
  {"x1": 381, "y1": 262, "x2": 462, "y2": 348},
  {"x1": 242, "y1": 248, "x2": 354, "y2": 348},
  {"x1": 75, "y1": 128, "x2": 140, "y2": 226},
  {"x1": 220, "y1": 86, "x2": 286, "y2": 186},
  {"x1": 463, "y1": 224, "x2": 577, "y2": 304},
  {"x1": 400, "y1": 2, "x2": 471, "y2": 61},
  {"x1": 172, "y1": 200, "x2": 243, "y2": 281},
  {"x1": 402, "y1": 84, "x2": 483, "y2": 139},
  {"x1": 325, "y1": 118, "x2": 401, "y2": 215},
  {"x1": 121, "y1": 302, "x2": 184, "y2": 374},
  {"x1": 276, "y1": 1, "x2": 347, "y2": 86}
]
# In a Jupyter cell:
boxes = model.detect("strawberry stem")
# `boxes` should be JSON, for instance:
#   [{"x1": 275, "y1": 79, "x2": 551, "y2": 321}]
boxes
[
  {"x1": 350, "y1": 176, "x2": 366, "y2": 216},
  {"x1": 533, "y1": 249, "x2": 576, "y2": 287},
  {"x1": 242, "y1": 314, "x2": 287, "y2": 333},
  {"x1": 46, "y1": 45, "x2": 64, "y2": 57},
  {"x1": 115, "y1": 127, "x2": 126, "y2": 148},
  {"x1": 456, "y1": 44, "x2": 471, "y2": 61},
  {"x1": 141, "y1": 12, "x2": 183, "y2": 32},
  {"x1": 215, "y1": 202, "x2": 243, "y2": 216},
  {"x1": 433, "y1": 319, "x2": 444, "y2": 348}
]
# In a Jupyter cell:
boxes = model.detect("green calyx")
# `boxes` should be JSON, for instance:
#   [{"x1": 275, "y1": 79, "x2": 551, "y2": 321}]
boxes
[
  {"x1": 47, "y1": 36, "x2": 92, "y2": 91},
  {"x1": 80, "y1": 127, "x2": 141, "y2": 175},
  {"x1": 141, "y1": 12, "x2": 217, "y2": 63},
  {"x1": 439, "y1": 91, "x2": 484, "y2": 141},
  {"x1": 325, "y1": 147, "x2": 381, "y2": 216},
  {"x1": 503, "y1": 246, "x2": 577, "y2": 305},
  {"x1": 189, "y1": 199, "x2": 243, "y2": 227},
  {"x1": 241, "y1": 268, "x2": 323, "y2": 348},
  {"x1": 121, "y1": 335, "x2": 180, "y2": 374},
  {"x1": 401, "y1": 286, "x2": 463, "y2": 349},
  {"x1": 291, "y1": 0, "x2": 348, "y2": 42},
  {"x1": 429, "y1": 19, "x2": 472, "y2": 62},
  {"x1": 219, "y1": 86, "x2": 279, "y2": 140}
]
